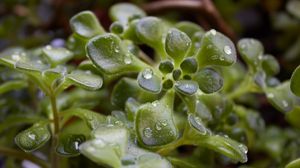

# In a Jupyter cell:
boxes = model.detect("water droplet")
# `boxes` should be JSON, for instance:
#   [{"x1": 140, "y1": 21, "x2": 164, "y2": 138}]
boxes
[
  {"x1": 114, "y1": 48, "x2": 120, "y2": 53},
  {"x1": 220, "y1": 57, "x2": 225, "y2": 61},
  {"x1": 161, "y1": 120, "x2": 168, "y2": 126},
  {"x1": 210, "y1": 29, "x2": 216, "y2": 36},
  {"x1": 223, "y1": 45, "x2": 232, "y2": 55},
  {"x1": 45, "y1": 45, "x2": 52, "y2": 50},
  {"x1": 142, "y1": 68, "x2": 153, "y2": 79},
  {"x1": 155, "y1": 123, "x2": 162, "y2": 131},
  {"x1": 28, "y1": 133, "x2": 36, "y2": 140},
  {"x1": 143, "y1": 127, "x2": 152, "y2": 138},
  {"x1": 267, "y1": 93, "x2": 274, "y2": 98},
  {"x1": 282, "y1": 100, "x2": 288, "y2": 108},
  {"x1": 74, "y1": 141, "x2": 79, "y2": 150},
  {"x1": 124, "y1": 56, "x2": 132, "y2": 64},
  {"x1": 238, "y1": 144, "x2": 248, "y2": 154},
  {"x1": 151, "y1": 101, "x2": 158, "y2": 107},
  {"x1": 12, "y1": 54, "x2": 20, "y2": 61}
]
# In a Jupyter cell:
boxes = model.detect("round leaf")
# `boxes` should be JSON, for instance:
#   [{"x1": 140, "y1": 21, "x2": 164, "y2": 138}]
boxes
[
  {"x1": 197, "y1": 29, "x2": 236, "y2": 66},
  {"x1": 42, "y1": 45, "x2": 73, "y2": 67},
  {"x1": 66, "y1": 70, "x2": 103, "y2": 91},
  {"x1": 180, "y1": 57, "x2": 198, "y2": 74},
  {"x1": 261, "y1": 54, "x2": 280, "y2": 76},
  {"x1": 174, "y1": 80, "x2": 198, "y2": 95},
  {"x1": 70, "y1": 11, "x2": 105, "y2": 38},
  {"x1": 175, "y1": 21, "x2": 204, "y2": 38},
  {"x1": 194, "y1": 68, "x2": 223, "y2": 94},
  {"x1": 109, "y1": 3, "x2": 146, "y2": 24},
  {"x1": 290, "y1": 65, "x2": 300, "y2": 97},
  {"x1": 137, "y1": 68, "x2": 162, "y2": 93}
]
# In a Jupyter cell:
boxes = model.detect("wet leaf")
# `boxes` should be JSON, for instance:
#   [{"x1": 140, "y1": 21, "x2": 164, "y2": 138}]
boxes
[
  {"x1": 285, "y1": 158, "x2": 300, "y2": 168},
  {"x1": 86, "y1": 33, "x2": 143, "y2": 75},
  {"x1": 261, "y1": 54, "x2": 280, "y2": 76},
  {"x1": 180, "y1": 57, "x2": 198, "y2": 74},
  {"x1": 56, "y1": 134, "x2": 86, "y2": 157},
  {"x1": 290, "y1": 65, "x2": 300, "y2": 97},
  {"x1": 15, "y1": 123, "x2": 51, "y2": 152},
  {"x1": 70, "y1": 11, "x2": 105, "y2": 38},
  {"x1": 197, "y1": 29, "x2": 236, "y2": 66},
  {"x1": 174, "y1": 80, "x2": 198, "y2": 95},
  {"x1": 42, "y1": 45, "x2": 73, "y2": 67},
  {"x1": 137, "y1": 68, "x2": 162, "y2": 93},
  {"x1": 109, "y1": 3, "x2": 146, "y2": 24},
  {"x1": 194, "y1": 68, "x2": 223, "y2": 94},
  {"x1": 175, "y1": 21, "x2": 204, "y2": 38},
  {"x1": 65, "y1": 70, "x2": 103, "y2": 91}
]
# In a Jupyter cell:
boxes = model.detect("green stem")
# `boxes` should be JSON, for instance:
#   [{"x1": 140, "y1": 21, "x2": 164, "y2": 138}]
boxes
[
  {"x1": 156, "y1": 137, "x2": 185, "y2": 155},
  {"x1": 0, "y1": 146, "x2": 49, "y2": 168},
  {"x1": 227, "y1": 73, "x2": 253, "y2": 100},
  {"x1": 49, "y1": 94, "x2": 60, "y2": 168}
]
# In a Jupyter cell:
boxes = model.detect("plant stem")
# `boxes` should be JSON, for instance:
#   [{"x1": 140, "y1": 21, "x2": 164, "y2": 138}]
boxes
[
  {"x1": 0, "y1": 146, "x2": 49, "y2": 168},
  {"x1": 156, "y1": 137, "x2": 185, "y2": 155},
  {"x1": 50, "y1": 94, "x2": 60, "y2": 168}
]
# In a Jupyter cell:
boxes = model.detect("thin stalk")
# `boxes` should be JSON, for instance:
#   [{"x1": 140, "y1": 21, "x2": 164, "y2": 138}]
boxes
[
  {"x1": 0, "y1": 146, "x2": 49, "y2": 168},
  {"x1": 49, "y1": 94, "x2": 60, "y2": 168}
]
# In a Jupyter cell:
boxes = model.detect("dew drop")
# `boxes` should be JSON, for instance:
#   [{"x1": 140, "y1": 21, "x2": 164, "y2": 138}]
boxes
[
  {"x1": 210, "y1": 29, "x2": 216, "y2": 36},
  {"x1": 124, "y1": 56, "x2": 132, "y2": 64},
  {"x1": 114, "y1": 48, "x2": 120, "y2": 53},
  {"x1": 161, "y1": 120, "x2": 168, "y2": 127},
  {"x1": 45, "y1": 45, "x2": 52, "y2": 50},
  {"x1": 155, "y1": 123, "x2": 162, "y2": 131},
  {"x1": 142, "y1": 68, "x2": 153, "y2": 79},
  {"x1": 223, "y1": 45, "x2": 232, "y2": 55},
  {"x1": 143, "y1": 127, "x2": 152, "y2": 138},
  {"x1": 282, "y1": 100, "x2": 288, "y2": 108},
  {"x1": 151, "y1": 101, "x2": 158, "y2": 107},
  {"x1": 28, "y1": 133, "x2": 36, "y2": 140},
  {"x1": 211, "y1": 55, "x2": 218, "y2": 60},
  {"x1": 12, "y1": 54, "x2": 21, "y2": 61},
  {"x1": 238, "y1": 144, "x2": 248, "y2": 154},
  {"x1": 267, "y1": 93, "x2": 274, "y2": 98}
]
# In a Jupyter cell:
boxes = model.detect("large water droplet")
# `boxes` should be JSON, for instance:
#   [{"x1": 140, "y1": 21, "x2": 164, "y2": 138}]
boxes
[
  {"x1": 143, "y1": 127, "x2": 152, "y2": 138},
  {"x1": 224, "y1": 45, "x2": 232, "y2": 55},
  {"x1": 124, "y1": 56, "x2": 132, "y2": 64},
  {"x1": 210, "y1": 29, "x2": 216, "y2": 36},
  {"x1": 142, "y1": 68, "x2": 153, "y2": 79}
]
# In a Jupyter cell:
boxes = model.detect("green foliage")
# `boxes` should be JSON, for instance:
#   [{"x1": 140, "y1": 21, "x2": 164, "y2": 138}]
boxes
[{"x1": 0, "y1": 2, "x2": 299, "y2": 168}]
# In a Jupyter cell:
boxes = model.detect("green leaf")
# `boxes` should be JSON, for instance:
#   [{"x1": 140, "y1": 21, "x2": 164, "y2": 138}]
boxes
[
  {"x1": 135, "y1": 17, "x2": 166, "y2": 56},
  {"x1": 159, "y1": 60, "x2": 174, "y2": 74},
  {"x1": 65, "y1": 70, "x2": 103, "y2": 91},
  {"x1": 197, "y1": 29, "x2": 236, "y2": 66},
  {"x1": 79, "y1": 126, "x2": 128, "y2": 168},
  {"x1": 86, "y1": 33, "x2": 143, "y2": 75},
  {"x1": 180, "y1": 57, "x2": 198, "y2": 74},
  {"x1": 15, "y1": 122, "x2": 51, "y2": 152},
  {"x1": 265, "y1": 82, "x2": 294, "y2": 112},
  {"x1": 290, "y1": 65, "x2": 300, "y2": 97},
  {"x1": 165, "y1": 28, "x2": 191, "y2": 63},
  {"x1": 109, "y1": 21, "x2": 124, "y2": 34},
  {"x1": 134, "y1": 153, "x2": 173, "y2": 168},
  {"x1": 194, "y1": 68, "x2": 223, "y2": 94},
  {"x1": 187, "y1": 113, "x2": 209, "y2": 135},
  {"x1": 237, "y1": 38, "x2": 263, "y2": 70},
  {"x1": 125, "y1": 98, "x2": 140, "y2": 121},
  {"x1": 42, "y1": 45, "x2": 73, "y2": 67},
  {"x1": 286, "y1": 106, "x2": 300, "y2": 128},
  {"x1": 70, "y1": 11, "x2": 105, "y2": 38},
  {"x1": 261, "y1": 54, "x2": 280, "y2": 76},
  {"x1": 172, "y1": 69, "x2": 182, "y2": 80},
  {"x1": 109, "y1": 3, "x2": 146, "y2": 24},
  {"x1": 67, "y1": 34, "x2": 87, "y2": 59},
  {"x1": 61, "y1": 108, "x2": 106, "y2": 130},
  {"x1": 15, "y1": 60, "x2": 49, "y2": 75},
  {"x1": 0, "y1": 48, "x2": 27, "y2": 68},
  {"x1": 56, "y1": 134, "x2": 86, "y2": 157},
  {"x1": 175, "y1": 21, "x2": 204, "y2": 38},
  {"x1": 0, "y1": 80, "x2": 27, "y2": 94},
  {"x1": 42, "y1": 66, "x2": 66, "y2": 85},
  {"x1": 111, "y1": 77, "x2": 157, "y2": 109},
  {"x1": 137, "y1": 68, "x2": 162, "y2": 93},
  {"x1": 287, "y1": 0, "x2": 300, "y2": 19},
  {"x1": 285, "y1": 158, "x2": 300, "y2": 168},
  {"x1": 196, "y1": 135, "x2": 248, "y2": 163},
  {"x1": 174, "y1": 80, "x2": 198, "y2": 95},
  {"x1": 136, "y1": 91, "x2": 178, "y2": 146}
]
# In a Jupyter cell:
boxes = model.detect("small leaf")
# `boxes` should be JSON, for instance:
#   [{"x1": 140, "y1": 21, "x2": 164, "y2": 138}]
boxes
[
  {"x1": 197, "y1": 29, "x2": 236, "y2": 66},
  {"x1": 174, "y1": 80, "x2": 198, "y2": 95},
  {"x1": 261, "y1": 54, "x2": 280, "y2": 76},
  {"x1": 180, "y1": 57, "x2": 198, "y2": 74},
  {"x1": 79, "y1": 126, "x2": 128, "y2": 167},
  {"x1": 15, "y1": 123, "x2": 51, "y2": 152},
  {"x1": 136, "y1": 91, "x2": 178, "y2": 146},
  {"x1": 86, "y1": 33, "x2": 143, "y2": 75},
  {"x1": 290, "y1": 65, "x2": 300, "y2": 97},
  {"x1": 187, "y1": 113, "x2": 209, "y2": 135},
  {"x1": 0, "y1": 48, "x2": 27, "y2": 68},
  {"x1": 109, "y1": 3, "x2": 146, "y2": 24},
  {"x1": 111, "y1": 77, "x2": 157, "y2": 109},
  {"x1": 285, "y1": 158, "x2": 300, "y2": 168},
  {"x1": 56, "y1": 134, "x2": 86, "y2": 157},
  {"x1": 265, "y1": 82, "x2": 294, "y2": 112},
  {"x1": 125, "y1": 98, "x2": 140, "y2": 121},
  {"x1": 42, "y1": 45, "x2": 73, "y2": 67},
  {"x1": 67, "y1": 34, "x2": 87, "y2": 59},
  {"x1": 159, "y1": 60, "x2": 174, "y2": 74},
  {"x1": 137, "y1": 68, "x2": 162, "y2": 93},
  {"x1": 42, "y1": 66, "x2": 67, "y2": 85},
  {"x1": 70, "y1": 11, "x2": 105, "y2": 38},
  {"x1": 194, "y1": 68, "x2": 223, "y2": 94},
  {"x1": 65, "y1": 70, "x2": 103, "y2": 90},
  {"x1": 135, "y1": 17, "x2": 166, "y2": 52},
  {"x1": 172, "y1": 69, "x2": 182, "y2": 80},
  {"x1": 0, "y1": 80, "x2": 27, "y2": 94},
  {"x1": 62, "y1": 108, "x2": 106, "y2": 130},
  {"x1": 237, "y1": 38, "x2": 263, "y2": 70},
  {"x1": 165, "y1": 28, "x2": 191, "y2": 63},
  {"x1": 15, "y1": 60, "x2": 49, "y2": 75},
  {"x1": 109, "y1": 21, "x2": 124, "y2": 34},
  {"x1": 175, "y1": 21, "x2": 204, "y2": 38},
  {"x1": 286, "y1": 106, "x2": 300, "y2": 128}
]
